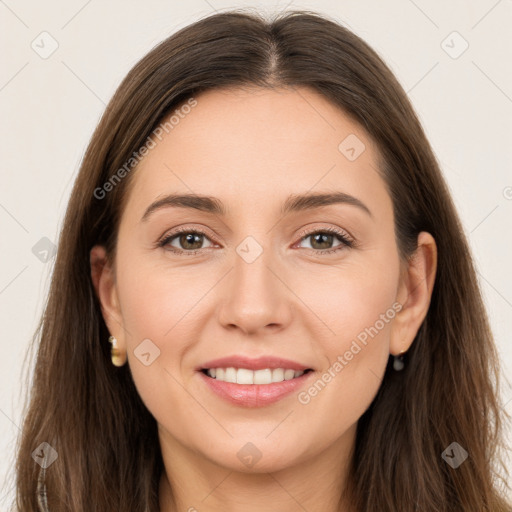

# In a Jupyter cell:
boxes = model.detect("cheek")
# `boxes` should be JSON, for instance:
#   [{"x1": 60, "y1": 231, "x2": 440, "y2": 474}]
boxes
[
  {"x1": 113, "y1": 257, "x2": 205, "y2": 414},
  {"x1": 116, "y1": 250, "x2": 211, "y2": 344},
  {"x1": 292, "y1": 252, "x2": 399, "y2": 428},
  {"x1": 292, "y1": 251, "x2": 400, "y2": 353}
]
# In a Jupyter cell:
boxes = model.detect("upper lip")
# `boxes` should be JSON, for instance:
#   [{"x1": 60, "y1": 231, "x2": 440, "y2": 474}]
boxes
[{"x1": 197, "y1": 355, "x2": 312, "y2": 372}]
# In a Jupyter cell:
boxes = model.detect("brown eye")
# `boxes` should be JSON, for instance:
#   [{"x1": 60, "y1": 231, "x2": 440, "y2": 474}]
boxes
[
  {"x1": 308, "y1": 232, "x2": 337, "y2": 250},
  {"x1": 175, "y1": 232, "x2": 205, "y2": 250},
  {"x1": 159, "y1": 228, "x2": 215, "y2": 254},
  {"x1": 296, "y1": 227, "x2": 354, "y2": 254}
]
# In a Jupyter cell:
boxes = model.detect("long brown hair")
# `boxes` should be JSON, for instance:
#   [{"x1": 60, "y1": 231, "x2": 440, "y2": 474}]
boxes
[{"x1": 15, "y1": 8, "x2": 511, "y2": 511}]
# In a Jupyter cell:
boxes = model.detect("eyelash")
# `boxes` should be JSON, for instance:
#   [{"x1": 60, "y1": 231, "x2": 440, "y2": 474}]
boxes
[{"x1": 157, "y1": 225, "x2": 355, "y2": 256}]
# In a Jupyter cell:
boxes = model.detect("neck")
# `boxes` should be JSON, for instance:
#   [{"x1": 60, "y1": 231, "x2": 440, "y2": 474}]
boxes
[{"x1": 158, "y1": 424, "x2": 356, "y2": 512}]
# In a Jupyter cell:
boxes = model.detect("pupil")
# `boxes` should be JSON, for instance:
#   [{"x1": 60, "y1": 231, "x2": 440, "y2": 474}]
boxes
[
  {"x1": 312, "y1": 233, "x2": 333, "y2": 250},
  {"x1": 181, "y1": 233, "x2": 202, "y2": 250}
]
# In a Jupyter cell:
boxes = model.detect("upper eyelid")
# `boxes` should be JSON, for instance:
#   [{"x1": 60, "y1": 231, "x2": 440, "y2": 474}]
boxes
[
  {"x1": 296, "y1": 225, "x2": 353, "y2": 241},
  {"x1": 161, "y1": 225, "x2": 216, "y2": 240}
]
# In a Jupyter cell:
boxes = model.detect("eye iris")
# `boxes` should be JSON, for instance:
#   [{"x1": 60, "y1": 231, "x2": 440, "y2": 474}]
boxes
[
  {"x1": 310, "y1": 233, "x2": 334, "y2": 250},
  {"x1": 180, "y1": 233, "x2": 203, "y2": 250}
]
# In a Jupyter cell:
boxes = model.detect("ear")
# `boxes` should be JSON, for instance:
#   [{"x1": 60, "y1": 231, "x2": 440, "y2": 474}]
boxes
[
  {"x1": 390, "y1": 231, "x2": 437, "y2": 355},
  {"x1": 90, "y1": 245, "x2": 126, "y2": 350}
]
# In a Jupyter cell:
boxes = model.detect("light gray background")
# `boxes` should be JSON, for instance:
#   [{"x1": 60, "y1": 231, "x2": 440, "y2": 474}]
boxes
[{"x1": 1, "y1": 0, "x2": 511, "y2": 507}]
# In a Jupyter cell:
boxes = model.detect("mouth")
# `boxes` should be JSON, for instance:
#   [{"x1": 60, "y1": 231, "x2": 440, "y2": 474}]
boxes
[
  {"x1": 199, "y1": 367, "x2": 314, "y2": 384},
  {"x1": 197, "y1": 366, "x2": 315, "y2": 408}
]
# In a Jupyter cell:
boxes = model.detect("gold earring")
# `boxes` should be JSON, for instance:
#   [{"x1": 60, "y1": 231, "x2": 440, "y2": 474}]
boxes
[{"x1": 108, "y1": 335, "x2": 127, "y2": 367}]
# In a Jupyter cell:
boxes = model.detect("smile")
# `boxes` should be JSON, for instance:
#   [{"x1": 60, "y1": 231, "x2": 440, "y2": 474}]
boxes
[
  {"x1": 202, "y1": 367, "x2": 311, "y2": 384},
  {"x1": 198, "y1": 367, "x2": 315, "y2": 408}
]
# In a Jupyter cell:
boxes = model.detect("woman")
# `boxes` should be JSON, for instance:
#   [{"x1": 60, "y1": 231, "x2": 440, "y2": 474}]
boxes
[{"x1": 15, "y1": 8, "x2": 511, "y2": 512}]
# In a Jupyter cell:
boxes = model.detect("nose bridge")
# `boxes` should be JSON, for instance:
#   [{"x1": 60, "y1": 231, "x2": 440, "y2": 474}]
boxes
[
  {"x1": 219, "y1": 235, "x2": 289, "y2": 333},
  {"x1": 235, "y1": 242, "x2": 274, "y2": 294}
]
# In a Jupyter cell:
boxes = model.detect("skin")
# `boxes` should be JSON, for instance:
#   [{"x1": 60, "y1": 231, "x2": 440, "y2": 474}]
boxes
[{"x1": 90, "y1": 86, "x2": 437, "y2": 512}]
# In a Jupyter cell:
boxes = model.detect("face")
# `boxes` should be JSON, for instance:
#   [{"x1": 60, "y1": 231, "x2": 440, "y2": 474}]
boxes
[{"x1": 95, "y1": 86, "x2": 418, "y2": 474}]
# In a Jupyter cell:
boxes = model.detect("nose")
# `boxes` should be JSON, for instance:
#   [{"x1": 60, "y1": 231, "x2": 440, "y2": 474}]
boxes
[{"x1": 217, "y1": 246, "x2": 292, "y2": 336}]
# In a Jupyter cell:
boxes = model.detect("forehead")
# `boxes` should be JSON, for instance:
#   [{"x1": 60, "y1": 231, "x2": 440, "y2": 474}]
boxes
[{"x1": 123, "y1": 86, "x2": 390, "y2": 219}]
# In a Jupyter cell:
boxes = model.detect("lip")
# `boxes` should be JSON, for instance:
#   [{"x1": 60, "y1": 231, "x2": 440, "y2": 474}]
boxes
[
  {"x1": 197, "y1": 355, "x2": 312, "y2": 372},
  {"x1": 198, "y1": 369, "x2": 315, "y2": 408}
]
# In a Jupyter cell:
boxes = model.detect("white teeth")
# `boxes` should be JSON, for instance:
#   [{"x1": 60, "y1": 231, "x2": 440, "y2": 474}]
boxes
[
  {"x1": 225, "y1": 367, "x2": 237, "y2": 383},
  {"x1": 284, "y1": 369, "x2": 295, "y2": 380},
  {"x1": 254, "y1": 369, "x2": 272, "y2": 384},
  {"x1": 205, "y1": 367, "x2": 307, "y2": 384},
  {"x1": 272, "y1": 368, "x2": 284, "y2": 382},
  {"x1": 237, "y1": 368, "x2": 254, "y2": 384}
]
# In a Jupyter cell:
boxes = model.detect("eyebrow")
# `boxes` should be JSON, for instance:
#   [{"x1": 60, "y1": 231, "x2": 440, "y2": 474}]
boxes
[{"x1": 141, "y1": 191, "x2": 372, "y2": 222}]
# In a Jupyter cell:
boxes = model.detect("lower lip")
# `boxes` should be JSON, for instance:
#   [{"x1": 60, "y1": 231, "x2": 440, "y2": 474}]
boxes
[{"x1": 198, "y1": 370, "x2": 314, "y2": 408}]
